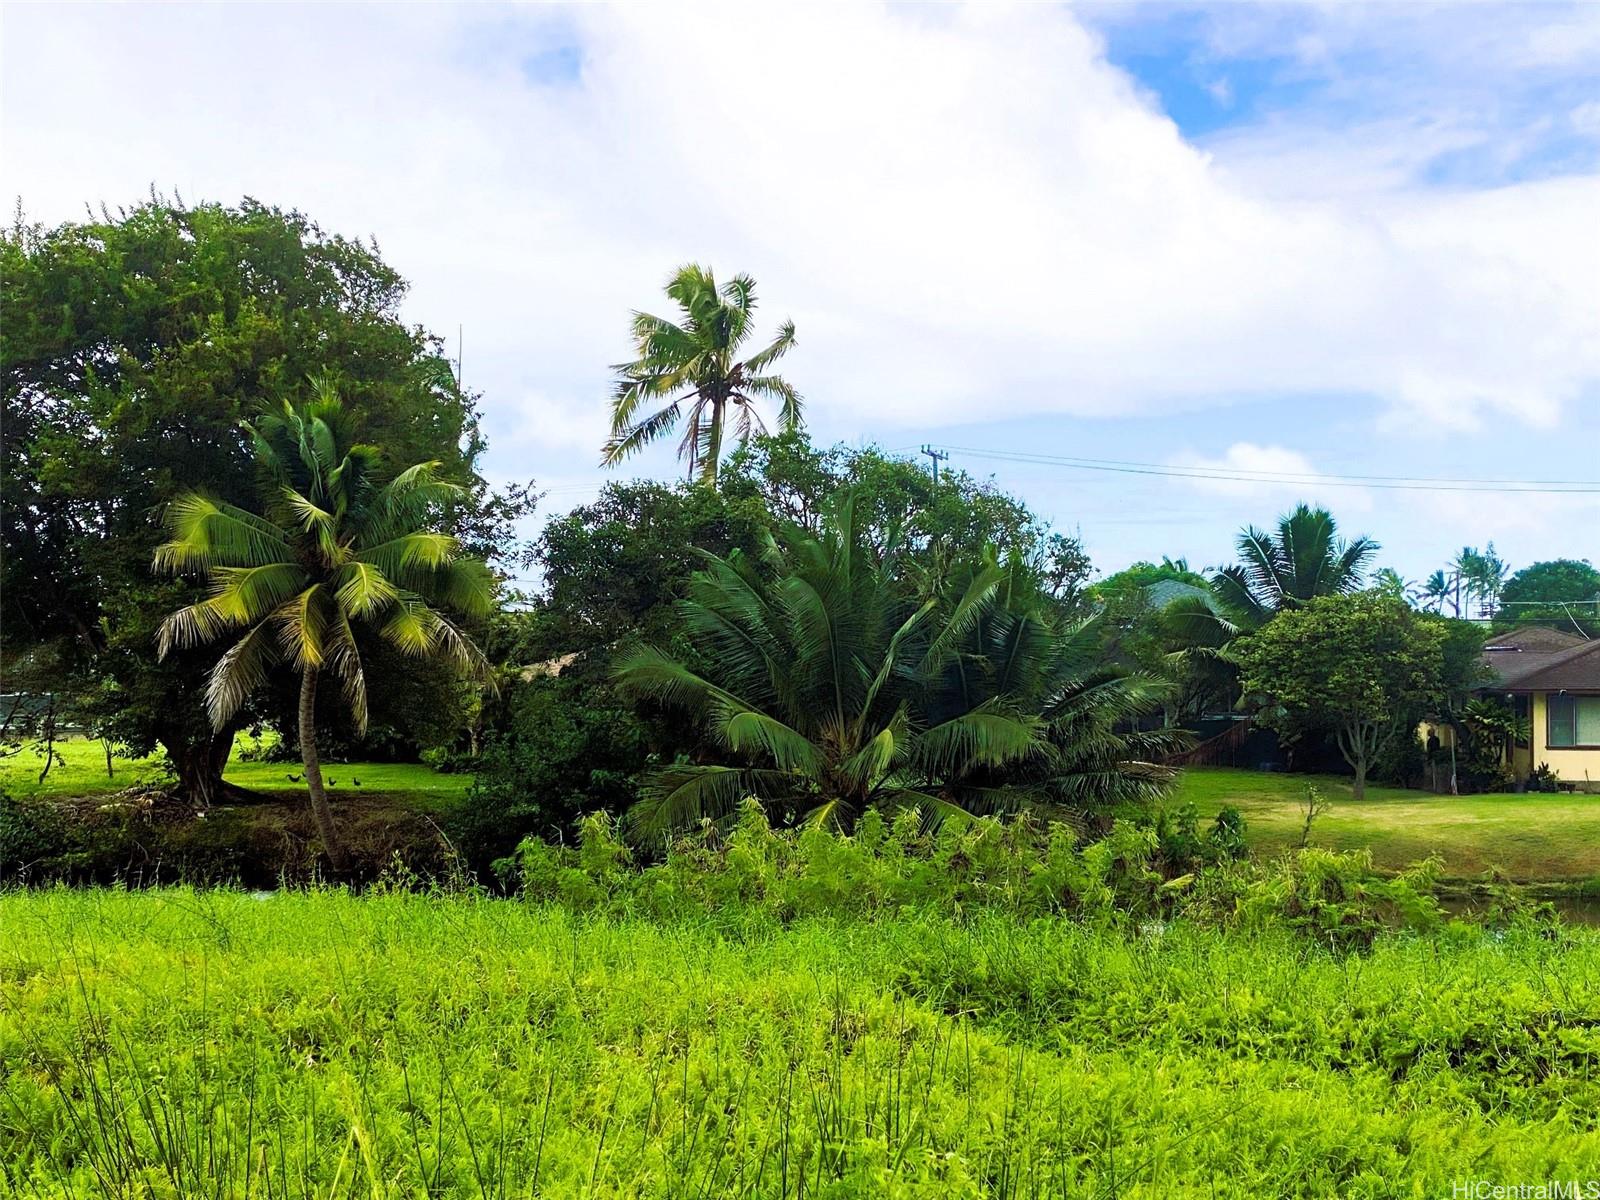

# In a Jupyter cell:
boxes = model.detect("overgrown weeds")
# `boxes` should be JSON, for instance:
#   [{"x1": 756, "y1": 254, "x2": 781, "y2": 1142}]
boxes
[{"x1": 3, "y1": 887, "x2": 1598, "y2": 1196}]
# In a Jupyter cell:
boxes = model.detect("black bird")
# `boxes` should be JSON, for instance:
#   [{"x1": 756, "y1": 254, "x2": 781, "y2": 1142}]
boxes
[{"x1": 287, "y1": 773, "x2": 303, "y2": 783}]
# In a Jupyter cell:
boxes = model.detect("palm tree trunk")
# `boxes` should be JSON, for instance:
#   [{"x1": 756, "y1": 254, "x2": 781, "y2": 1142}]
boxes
[
  {"x1": 299, "y1": 666, "x2": 347, "y2": 872},
  {"x1": 703, "y1": 398, "x2": 725, "y2": 488}
]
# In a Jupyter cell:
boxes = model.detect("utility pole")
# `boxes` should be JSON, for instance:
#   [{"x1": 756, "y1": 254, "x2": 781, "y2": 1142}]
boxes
[{"x1": 920, "y1": 445, "x2": 948, "y2": 485}]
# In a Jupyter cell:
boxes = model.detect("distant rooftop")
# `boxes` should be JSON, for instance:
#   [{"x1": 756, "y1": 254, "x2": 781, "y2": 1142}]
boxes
[{"x1": 1480, "y1": 626, "x2": 1600, "y2": 693}]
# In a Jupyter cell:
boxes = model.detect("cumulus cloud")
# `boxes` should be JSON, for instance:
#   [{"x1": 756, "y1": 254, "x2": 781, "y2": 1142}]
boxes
[{"x1": 2, "y1": 2, "x2": 1596, "y2": 455}]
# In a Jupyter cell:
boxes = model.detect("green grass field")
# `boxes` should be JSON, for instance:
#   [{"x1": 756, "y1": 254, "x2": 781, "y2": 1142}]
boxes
[
  {"x1": 2, "y1": 888, "x2": 1598, "y2": 1197},
  {"x1": 1179, "y1": 767, "x2": 1600, "y2": 882},
  {"x1": 0, "y1": 735, "x2": 469, "y2": 804}
]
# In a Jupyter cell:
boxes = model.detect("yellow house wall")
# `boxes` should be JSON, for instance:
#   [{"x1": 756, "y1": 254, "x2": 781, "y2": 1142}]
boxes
[{"x1": 1530, "y1": 691, "x2": 1600, "y2": 790}]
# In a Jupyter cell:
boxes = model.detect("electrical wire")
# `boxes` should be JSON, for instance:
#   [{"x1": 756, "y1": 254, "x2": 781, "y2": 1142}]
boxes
[{"x1": 936, "y1": 446, "x2": 1600, "y2": 495}]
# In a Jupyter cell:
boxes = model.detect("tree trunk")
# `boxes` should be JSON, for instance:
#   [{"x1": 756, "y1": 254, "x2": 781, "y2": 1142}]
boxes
[
  {"x1": 299, "y1": 667, "x2": 347, "y2": 873},
  {"x1": 168, "y1": 729, "x2": 239, "y2": 807},
  {"x1": 1337, "y1": 721, "x2": 1373, "y2": 801}
]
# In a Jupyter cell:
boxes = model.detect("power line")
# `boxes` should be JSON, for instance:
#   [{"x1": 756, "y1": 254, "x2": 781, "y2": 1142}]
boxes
[{"x1": 936, "y1": 446, "x2": 1600, "y2": 495}]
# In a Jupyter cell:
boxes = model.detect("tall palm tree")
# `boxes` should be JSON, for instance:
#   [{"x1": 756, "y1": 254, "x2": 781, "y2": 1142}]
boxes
[
  {"x1": 1453, "y1": 544, "x2": 1507, "y2": 620},
  {"x1": 614, "y1": 492, "x2": 1172, "y2": 837},
  {"x1": 154, "y1": 385, "x2": 493, "y2": 869},
  {"x1": 1420, "y1": 569, "x2": 1453, "y2": 615},
  {"x1": 1213, "y1": 504, "x2": 1378, "y2": 628},
  {"x1": 602, "y1": 264, "x2": 801, "y2": 487}
]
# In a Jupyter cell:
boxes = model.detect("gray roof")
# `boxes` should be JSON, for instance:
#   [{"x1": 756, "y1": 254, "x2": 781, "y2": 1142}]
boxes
[{"x1": 1481, "y1": 627, "x2": 1600, "y2": 693}]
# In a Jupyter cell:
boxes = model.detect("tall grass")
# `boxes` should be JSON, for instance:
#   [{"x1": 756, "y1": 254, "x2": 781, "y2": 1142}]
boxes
[{"x1": 4, "y1": 887, "x2": 1599, "y2": 1196}]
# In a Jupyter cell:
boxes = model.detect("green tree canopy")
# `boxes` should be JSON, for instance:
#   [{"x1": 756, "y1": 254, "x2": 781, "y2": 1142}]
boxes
[
  {"x1": 155, "y1": 388, "x2": 493, "y2": 867},
  {"x1": 1235, "y1": 592, "x2": 1447, "y2": 799},
  {"x1": 2, "y1": 198, "x2": 495, "y2": 802},
  {"x1": 1498, "y1": 559, "x2": 1600, "y2": 634},
  {"x1": 723, "y1": 431, "x2": 1092, "y2": 616}
]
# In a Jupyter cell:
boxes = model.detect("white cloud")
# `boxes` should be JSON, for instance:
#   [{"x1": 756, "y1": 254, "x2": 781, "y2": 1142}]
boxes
[
  {"x1": 1170, "y1": 442, "x2": 1374, "y2": 511},
  {"x1": 2, "y1": 2, "x2": 1596, "y2": 460}
]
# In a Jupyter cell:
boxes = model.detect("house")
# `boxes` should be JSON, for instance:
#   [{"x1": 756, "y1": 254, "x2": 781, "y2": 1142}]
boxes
[{"x1": 1479, "y1": 626, "x2": 1600, "y2": 790}]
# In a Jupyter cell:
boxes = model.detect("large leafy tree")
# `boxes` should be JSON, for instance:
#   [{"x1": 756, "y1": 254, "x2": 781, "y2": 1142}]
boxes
[
  {"x1": 2, "y1": 198, "x2": 493, "y2": 803},
  {"x1": 1235, "y1": 592, "x2": 1446, "y2": 799},
  {"x1": 723, "y1": 430, "x2": 1093, "y2": 619},
  {"x1": 602, "y1": 265, "x2": 801, "y2": 486},
  {"x1": 1213, "y1": 504, "x2": 1378, "y2": 628},
  {"x1": 614, "y1": 492, "x2": 1169, "y2": 837},
  {"x1": 1499, "y1": 559, "x2": 1600, "y2": 635},
  {"x1": 154, "y1": 389, "x2": 493, "y2": 868}
]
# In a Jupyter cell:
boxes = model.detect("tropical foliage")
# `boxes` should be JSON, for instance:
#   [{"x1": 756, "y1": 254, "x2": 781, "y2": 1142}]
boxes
[
  {"x1": 154, "y1": 386, "x2": 494, "y2": 865},
  {"x1": 1235, "y1": 592, "x2": 1447, "y2": 799},
  {"x1": 603, "y1": 265, "x2": 802, "y2": 486},
  {"x1": 1, "y1": 198, "x2": 497, "y2": 804},
  {"x1": 1213, "y1": 503, "x2": 1378, "y2": 627},
  {"x1": 614, "y1": 492, "x2": 1174, "y2": 837}
]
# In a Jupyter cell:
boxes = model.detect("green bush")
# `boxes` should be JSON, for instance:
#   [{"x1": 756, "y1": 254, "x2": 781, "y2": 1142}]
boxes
[
  {"x1": 0, "y1": 791, "x2": 67, "y2": 879},
  {"x1": 455, "y1": 671, "x2": 646, "y2": 872},
  {"x1": 1528, "y1": 761, "x2": 1562, "y2": 793},
  {"x1": 496, "y1": 802, "x2": 1507, "y2": 944}
]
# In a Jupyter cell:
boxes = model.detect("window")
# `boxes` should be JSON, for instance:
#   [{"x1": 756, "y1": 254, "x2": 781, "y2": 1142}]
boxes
[{"x1": 1548, "y1": 695, "x2": 1600, "y2": 748}]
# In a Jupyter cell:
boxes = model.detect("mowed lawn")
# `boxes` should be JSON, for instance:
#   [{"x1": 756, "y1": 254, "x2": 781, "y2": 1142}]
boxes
[
  {"x1": 1179, "y1": 766, "x2": 1600, "y2": 882},
  {"x1": 0, "y1": 735, "x2": 469, "y2": 807}
]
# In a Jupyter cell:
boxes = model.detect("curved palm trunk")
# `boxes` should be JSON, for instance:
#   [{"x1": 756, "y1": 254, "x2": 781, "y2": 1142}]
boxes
[{"x1": 298, "y1": 667, "x2": 347, "y2": 872}]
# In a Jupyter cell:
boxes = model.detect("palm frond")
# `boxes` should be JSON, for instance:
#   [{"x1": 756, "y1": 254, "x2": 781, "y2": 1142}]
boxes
[
  {"x1": 153, "y1": 495, "x2": 292, "y2": 573},
  {"x1": 203, "y1": 621, "x2": 279, "y2": 729},
  {"x1": 356, "y1": 532, "x2": 458, "y2": 578},
  {"x1": 628, "y1": 765, "x2": 796, "y2": 840},
  {"x1": 324, "y1": 607, "x2": 370, "y2": 734},
  {"x1": 272, "y1": 585, "x2": 329, "y2": 670},
  {"x1": 715, "y1": 708, "x2": 822, "y2": 775},
  {"x1": 333, "y1": 560, "x2": 400, "y2": 619},
  {"x1": 915, "y1": 705, "x2": 1044, "y2": 778}
]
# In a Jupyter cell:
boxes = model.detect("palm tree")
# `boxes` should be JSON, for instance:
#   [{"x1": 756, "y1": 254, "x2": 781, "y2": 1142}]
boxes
[
  {"x1": 614, "y1": 492, "x2": 1171, "y2": 837},
  {"x1": 1454, "y1": 544, "x2": 1507, "y2": 620},
  {"x1": 1420, "y1": 569, "x2": 1453, "y2": 615},
  {"x1": 602, "y1": 264, "x2": 802, "y2": 487},
  {"x1": 1213, "y1": 504, "x2": 1378, "y2": 628},
  {"x1": 154, "y1": 385, "x2": 493, "y2": 869},
  {"x1": 927, "y1": 555, "x2": 1186, "y2": 819}
]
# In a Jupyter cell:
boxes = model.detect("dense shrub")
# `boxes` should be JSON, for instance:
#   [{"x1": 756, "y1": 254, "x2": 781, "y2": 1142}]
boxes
[
  {"x1": 497, "y1": 801, "x2": 1536, "y2": 942},
  {"x1": 0, "y1": 791, "x2": 67, "y2": 879},
  {"x1": 455, "y1": 671, "x2": 647, "y2": 871}
]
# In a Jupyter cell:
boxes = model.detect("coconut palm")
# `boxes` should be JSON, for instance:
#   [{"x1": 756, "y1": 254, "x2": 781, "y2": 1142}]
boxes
[
  {"x1": 602, "y1": 264, "x2": 801, "y2": 487},
  {"x1": 154, "y1": 385, "x2": 493, "y2": 868},
  {"x1": 1213, "y1": 504, "x2": 1378, "y2": 628},
  {"x1": 1453, "y1": 544, "x2": 1507, "y2": 619},
  {"x1": 1420, "y1": 569, "x2": 1454, "y2": 615},
  {"x1": 614, "y1": 492, "x2": 1172, "y2": 837}
]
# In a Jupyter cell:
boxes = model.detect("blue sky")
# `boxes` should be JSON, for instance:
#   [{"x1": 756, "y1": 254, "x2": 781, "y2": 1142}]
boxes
[{"x1": 4, "y1": 2, "x2": 1598, "y2": 584}]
